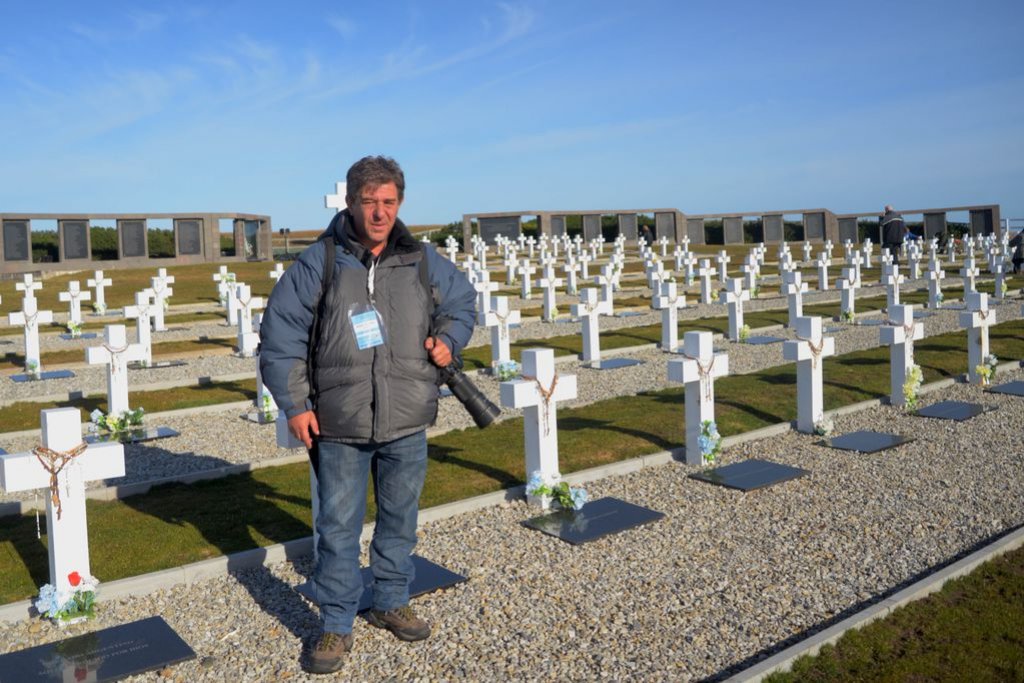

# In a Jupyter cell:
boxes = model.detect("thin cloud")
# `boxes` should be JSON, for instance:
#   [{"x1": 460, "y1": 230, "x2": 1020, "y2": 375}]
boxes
[{"x1": 327, "y1": 15, "x2": 357, "y2": 39}]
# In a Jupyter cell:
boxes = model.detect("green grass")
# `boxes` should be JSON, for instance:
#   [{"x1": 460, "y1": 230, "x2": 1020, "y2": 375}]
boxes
[
  {"x1": 1, "y1": 335, "x2": 238, "y2": 372},
  {"x1": 765, "y1": 541, "x2": 1024, "y2": 682},
  {"x1": 0, "y1": 319, "x2": 1022, "y2": 604}
]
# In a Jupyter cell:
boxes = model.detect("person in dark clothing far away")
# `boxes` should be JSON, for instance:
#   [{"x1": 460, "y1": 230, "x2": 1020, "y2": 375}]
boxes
[
  {"x1": 1010, "y1": 229, "x2": 1024, "y2": 274},
  {"x1": 881, "y1": 204, "x2": 906, "y2": 267}
]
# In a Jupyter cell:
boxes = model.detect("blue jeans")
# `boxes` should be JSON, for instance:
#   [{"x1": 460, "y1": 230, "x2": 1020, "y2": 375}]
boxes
[{"x1": 312, "y1": 431, "x2": 428, "y2": 634}]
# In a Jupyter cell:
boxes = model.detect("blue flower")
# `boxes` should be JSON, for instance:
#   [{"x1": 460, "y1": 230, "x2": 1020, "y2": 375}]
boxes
[
  {"x1": 34, "y1": 584, "x2": 65, "y2": 617},
  {"x1": 569, "y1": 488, "x2": 589, "y2": 511},
  {"x1": 526, "y1": 471, "x2": 547, "y2": 496}
]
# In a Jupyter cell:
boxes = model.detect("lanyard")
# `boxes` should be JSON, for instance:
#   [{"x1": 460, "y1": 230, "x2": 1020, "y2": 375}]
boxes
[{"x1": 367, "y1": 258, "x2": 377, "y2": 301}]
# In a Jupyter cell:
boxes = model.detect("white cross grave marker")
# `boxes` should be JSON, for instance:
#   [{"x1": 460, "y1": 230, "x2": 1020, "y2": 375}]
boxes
[
  {"x1": 698, "y1": 259, "x2": 715, "y2": 305},
  {"x1": 716, "y1": 250, "x2": 731, "y2": 283},
  {"x1": 123, "y1": 289, "x2": 155, "y2": 366},
  {"x1": 16, "y1": 273, "x2": 42, "y2": 308},
  {"x1": 653, "y1": 281, "x2": 686, "y2": 351},
  {"x1": 85, "y1": 325, "x2": 146, "y2": 416},
  {"x1": 959, "y1": 255, "x2": 979, "y2": 295},
  {"x1": 59, "y1": 281, "x2": 91, "y2": 325},
  {"x1": 884, "y1": 266, "x2": 904, "y2": 312},
  {"x1": 236, "y1": 283, "x2": 265, "y2": 357},
  {"x1": 926, "y1": 260, "x2": 946, "y2": 309},
  {"x1": 149, "y1": 268, "x2": 175, "y2": 332},
  {"x1": 518, "y1": 259, "x2": 536, "y2": 300},
  {"x1": 721, "y1": 277, "x2": 750, "y2": 341},
  {"x1": 0, "y1": 408, "x2": 125, "y2": 594},
  {"x1": 782, "y1": 316, "x2": 836, "y2": 433},
  {"x1": 9, "y1": 298, "x2": 54, "y2": 374},
  {"x1": 252, "y1": 313, "x2": 277, "y2": 415},
  {"x1": 959, "y1": 292, "x2": 995, "y2": 384},
  {"x1": 499, "y1": 348, "x2": 578, "y2": 509},
  {"x1": 667, "y1": 331, "x2": 730, "y2": 465},
  {"x1": 269, "y1": 263, "x2": 285, "y2": 285},
  {"x1": 324, "y1": 181, "x2": 347, "y2": 213},
  {"x1": 87, "y1": 270, "x2": 112, "y2": 314},
  {"x1": 816, "y1": 253, "x2": 830, "y2": 291},
  {"x1": 474, "y1": 270, "x2": 499, "y2": 320},
  {"x1": 784, "y1": 271, "x2": 808, "y2": 328},
  {"x1": 570, "y1": 288, "x2": 610, "y2": 363},
  {"x1": 880, "y1": 304, "x2": 924, "y2": 407},
  {"x1": 838, "y1": 266, "x2": 860, "y2": 320},
  {"x1": 481, "y1": 296, "x2": 520, "y2": 366}
]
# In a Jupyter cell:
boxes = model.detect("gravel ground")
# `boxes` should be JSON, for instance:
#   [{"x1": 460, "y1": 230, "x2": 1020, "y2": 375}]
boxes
[{"x1": 1, "y1": 367, "x2": 1021, "y2": 681}]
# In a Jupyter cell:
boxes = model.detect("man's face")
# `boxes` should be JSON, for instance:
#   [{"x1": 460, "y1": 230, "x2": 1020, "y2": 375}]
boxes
[{"x1": 348, "y1": 182, "x2": 402, "y2": 253}]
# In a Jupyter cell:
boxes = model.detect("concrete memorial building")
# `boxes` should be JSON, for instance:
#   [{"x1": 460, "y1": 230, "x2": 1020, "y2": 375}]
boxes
[{"x1": 0, "y1": 212, "x2": 273, "y2": 275}]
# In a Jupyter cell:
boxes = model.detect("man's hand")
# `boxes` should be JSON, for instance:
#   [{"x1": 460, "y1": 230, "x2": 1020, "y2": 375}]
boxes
[
  {"x1": 288, "y1": 410, "x2": 320, "y2": 449},
  {"x1": 424, "y1": 336, "x2": 452, "y2": 368}
]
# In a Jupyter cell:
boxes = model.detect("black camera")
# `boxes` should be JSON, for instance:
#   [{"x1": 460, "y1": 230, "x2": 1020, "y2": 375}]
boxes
[{"x1": 439, "y1": 363, "x2": 500, "y2": 428}]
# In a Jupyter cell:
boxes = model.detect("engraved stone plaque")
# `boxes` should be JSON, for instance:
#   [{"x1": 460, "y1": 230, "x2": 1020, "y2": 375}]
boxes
[
  {"x1": 550, "y1": 215, "x2": 566, "y2": 236},
  {"x1": 617, "y1": 214, "x2": 638, "y2": 240},
  {"x1": 479, "y1": 216, "x2": 520, "y2": 243},
  {"x1": 655, "y1": 212, "x2": 675, "y2": 240},
  {"x1": 244, "y1": 220, "x2": 260, "y2": 258},
  {"x1": 838, "y1": 217, "x2": 858, "y2": 243},
  {"x1": 763, "y1": 214, "x2": 784, "y2": 242},
  {"x1": 582, "y1": 214, "x2": 601, "y2": 240},
  {"x1": 686, "y1": 217, "x2": 705, "y2": 244},
  {"x1": 120, "y1": 220, "x2": 146, "y2": 258},
  {"x1": 723, "y1": 216, "x2": 744, "y2": 244},
  {"x1": 175, "y1": 219, "x2": 202, "y2": 255},
  {"x1": 2, "y1": 220, "x2": 30, "y2": 261},
  {"x1": 804, "y1": 212, "x2": 825, "y2": 240},
  {"x1": 61, "y1": 220, "x2": 90, "y2": 260}
]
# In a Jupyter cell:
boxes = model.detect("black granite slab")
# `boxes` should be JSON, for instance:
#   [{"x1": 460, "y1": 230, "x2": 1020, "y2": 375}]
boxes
[
  {"x1": 242, "y1": 411, "x2": 278, "y2": 425},
  {"x1": 912, "y1": 311, "x2": 935, "y2": 319},
  {"x1": 855, "y1": 319, "x2": 886, "y2": 326},
  {"x1": 59, "y1": 333, "x2": 98, "y2": 340},
  {"x1": 10, "y1": 370, "x2": 76, "y2": 383},
  {"x1": 915, "y1": 400, "x2": 996, "y2": 421},
  {"x1": 522, "y1": 496, "x2": 664, "y2": 545},
  {"x1": 744, "y1": 336, "x2": 786, "y2": 345},
  {"x1": 0, "y1": 615, "x2": 195, "y2": 682},
  {"x1": 689, "y1": 458, "x2": 809, "y2": 492},
  {"x1": 987, "y1": 381, "x2": 1024, "y2": 397},
  {"x1": 88, "y1": 310, "x2": 124, "y2": 317},
  {"x1": 941, "y1": 303, "x2": 966, "y2": 311},
  {"x1": 588, "y1": 358, "x2": 644, "y2": 370},
  {"x1": 824, "y1": 430, "x2": 912, "y2": 454},
  {"x1": 294, "y1": 555, "x2": 467, "y2": 612},
  {"x1": 823, "y1": 326, "x2": 844, "y2": 334},
  {"x1": 128, "y1": 360, "x2": 188, "y2": 370},
  {"x1": 85, "y1": 426, "x2": 179, "y2": 445},
  {"x1": 617, "y1": 311, "x2": 645, "y2": 318}
]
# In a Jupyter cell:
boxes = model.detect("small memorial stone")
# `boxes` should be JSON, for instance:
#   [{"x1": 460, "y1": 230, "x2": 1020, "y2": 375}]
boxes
[
  {"x1": 522, "y1": 496, "x2": 664, "y2": 545},
  {"x1": 824, "y1": 430, "x2": 913, "y2": 453},
  {"x1": 915, "y1": 400, "x2": 994, "y2": 421},
  {"x1": 689, "y1": 458, "x2": 809, "y2": 492}
]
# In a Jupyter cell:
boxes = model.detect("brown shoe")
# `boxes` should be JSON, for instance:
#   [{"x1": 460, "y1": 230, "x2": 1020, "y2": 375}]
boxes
[
  {"x1": 365, "y1": 605, "x2": 431, "y2": 642},
  {"x1": 305, "y1": 631, "x2": 353, "y2": 675}
]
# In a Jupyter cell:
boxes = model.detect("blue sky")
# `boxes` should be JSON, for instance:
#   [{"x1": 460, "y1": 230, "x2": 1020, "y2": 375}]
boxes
[{"x1": 1, "y1": 1, "x2": 1022, "y2": 228}]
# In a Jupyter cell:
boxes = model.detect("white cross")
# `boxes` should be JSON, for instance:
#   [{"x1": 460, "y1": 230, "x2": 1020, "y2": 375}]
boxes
[
  {"x1": 720, "y1": 277, "x2": 750, "y2": 342},
  {"x1": 847, "y1": 251, "x2": 864, "y2": 285},
  {"x1": 9, "y1": 298, "x2": 54, "y2": 374},
  {"x1": 481, "y1": 296, "x2": 520, "y2": 365},
  {"x1": 880, "y1": 304, "x2": 924, "y2": 407},
  {"x1": 86, "y1": 325, "x2": 146, "y2": 416},
  {"x1": 0, "y1": 408, "x2": 124, "y2": 594},
  {"x1": 838, "y1": 266, "x2": 859, "y2": 319},
  {"x1": 213, "y1": 265, "x2": 236, "y2": 312},
  {"x1": 926, "y1": 260, "x2": 946, "y2": 309},
  {"x1": 87, "y1": 270, "x2": 112, "y2": 314},
  {"x1": 741, "y1": 253, "x2": 759, "y2": 292},
  {"x1": 673, "y1": 245, "x2": 687, "y2": 272},
  {"x1": 269, "y1": 263, "x2": 286, "y2": 284},
  {"x1": 570, "y1": 288, "x2": 611, "y2": 363},
  {"x1": 959, "y1": 292, "x2": 995, "y2": 384},
  {"x1": 653, "y1": 281, "x2": 686, "y2": 351},
  {"x1": 843, "y1": 240, "x2": 855, "y2": 262},
  {"x1": 150, "y1": 268, "x2": 175, "y2": 332},
  {"x1": 862, "y1": 240, "x2": 874, "y2": 268},
  {"x1": 716, "y1": 250, "x2": 731, "y2": 283},
  {"x1": 782, "y1": 316, "x2": 836, "y2": 433},
  {"x1": 252, "y1": 313, "x2": 277, "y2": 415},
  {"x1": 225, "y1": 278, "x2": 243, "y2": 326},
  {"x1": 123, "y1": 289, "x2": 155, "y2": 367},
  {"x1": 992, "y1": 259, "x2": 1008, "y2": 301},
  {"x1": 884, "y1": 266, "x2": 905, "y2": 312},
  {"x1": 16, "y1": 273, "x2": 42, "y2": 308},
  {"x1": 646, "y1": 260, "x2": 666, "y2": 290},
  {"x1": 823, "y1": 240, "x2": 834, "y2": 262},
  {"x1": 517, "y1": 259, "x2": 536, "y2": 300},
  {"x1": 473, "y1": 270, "x2": 499, "y2": 319},
  {"x1": 907, "y1": 247, "x2": 921, "y2": 280},
  {"x1": 801, "y1": 242, "x2": 813, "y2": 263},
  {"x1": 816, "y1": 253, "x2": 830, "y2": 291},
  {"x1": 579, "y1": 251, "x2": 592, "y2": 280},
  {"x1": 445, "y1": 238, "x2": 459, "y2": 264},
  {"x1": 324, "y1": 181, "x2": 347, "y2": 213},
  {"x1": 59, "y1": 281, "x2": 91, "y2": 325},
  {"x1": 595, "y1": 264, "x2": 616, "y2": 313},
  {"x1": 563, "y1": 259, "x2": 581, "y2": 296},
  {"x1": 499, "y1": 348, "x2": 578, "y2": 509},
  {"x1": 784, "y1": 271, "x2": 808, "y2": 328},
  {"x1": 682, "y1": 252, "x2": 697, "y2": 287},
  {"x1": 539, "y1": 272, "x2": 562, "y2": 322},
  {"x1": 236, "y1": 283, "x2": 265, "y2": 357},
  {"x1": 698, "y1": 259, "x2": 715, "y2": 304},
  {"x1": 667, "y1": 331, "x2": 730, "y2": 465},
  {"x1": 959, "y1": 255, "x2": 979, "y2": 295}
]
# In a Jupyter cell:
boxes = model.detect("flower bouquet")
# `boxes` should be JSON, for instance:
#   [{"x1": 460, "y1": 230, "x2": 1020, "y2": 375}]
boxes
[
  {"x1": 26, "y1": 359, "x2": 40, "y2": 379},
  {"x1": 35, "y1": 571, "x2": 98, "y2": 625},
  {"x1": 494, "y1": 360, "x2": 521, "y2": 381},
  {"x1": 813, "y1": 415, "x2": 835, "y2": 436},
  {"x1": 699, "y1": 420, "x2": 722, "y2": 466},
  {"x1": 89, "y1": 407, "x2": 145, "y2": 437},
  {"x1": 975, "y1": 354, "x2": 998, "y2": 385},
  {"x1": 902, "y1": 365, "x2": 923, "y2": 410},
  {"x1": 66, "y1": 321, "x2": 82, "y2": 338},
  {"x1": 739, "y1": 324, "x2": 751, "y2": 342},
  {"x1": 91, "y1": 302, "x2": 106, "y2": 315},
  {"x1": 526, "y1": 470, "x2": 588, "y2": 511}
]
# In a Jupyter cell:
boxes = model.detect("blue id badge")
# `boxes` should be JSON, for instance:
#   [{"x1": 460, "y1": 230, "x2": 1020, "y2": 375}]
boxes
[{"x1": 349, "y1": 306, "x2": 385, "y2": 350}]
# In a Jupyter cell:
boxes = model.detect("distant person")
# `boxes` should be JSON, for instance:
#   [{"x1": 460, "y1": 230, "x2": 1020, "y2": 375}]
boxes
[
  {"x1": 1010, "y1": 229, "x2": 1024, "y2": 274},
  {"x1": 881, "y1": 205, "x2": 906, "y2": 266},
  {"x1": 639, "y1": 224, "x2": 654, "y2": 247}
]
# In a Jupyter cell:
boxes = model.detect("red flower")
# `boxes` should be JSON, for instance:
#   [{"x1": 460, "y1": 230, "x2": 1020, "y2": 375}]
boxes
[{"x1": 68, "y1": 571, "x2": 81, "y2": 587}]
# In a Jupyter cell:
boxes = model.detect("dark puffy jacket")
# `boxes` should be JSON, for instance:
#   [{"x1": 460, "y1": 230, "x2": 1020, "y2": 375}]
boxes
[
  {"x1": 881, "y1": 210, "x2": 905, "y2": 245},
  {"x1": 259, "y1": 211, "x2": 476, "y2": 443}
]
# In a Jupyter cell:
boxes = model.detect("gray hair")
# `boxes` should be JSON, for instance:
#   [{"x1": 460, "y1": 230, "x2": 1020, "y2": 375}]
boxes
[
  {"x1": 346, "y1": 156, "x2": 405, "y2": 201},
  {"x1": 884, "y1": 204, "x2": 894, "y2": 212}
]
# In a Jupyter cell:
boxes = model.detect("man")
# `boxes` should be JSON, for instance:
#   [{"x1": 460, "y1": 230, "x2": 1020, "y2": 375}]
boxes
[
  {"x1": 881, "y1": 204, "x2": 906, "y2": 267},
  {"x1": 259, "y1": 156, "x2": 476, "y2": 674}
]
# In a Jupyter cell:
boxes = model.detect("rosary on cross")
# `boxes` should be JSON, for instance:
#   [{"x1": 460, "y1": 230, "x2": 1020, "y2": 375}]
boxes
[
  {"x1": 31, "y1": 442, "x2": 88, "y2": 521},
  {"x1": 523, "y1": 373, "x2": 559, "y2": 436}
]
